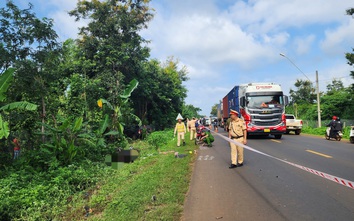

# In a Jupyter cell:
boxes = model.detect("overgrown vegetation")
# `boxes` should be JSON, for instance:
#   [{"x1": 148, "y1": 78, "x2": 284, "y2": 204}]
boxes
[
  {"x1": 302, "y1": 126, "x2": 352, "y2": 139},
  {"x1": 0, "y1": 130, "x2": 197, "y2": 221},
  {"x1": 0, "y1": 1, "x2": 202, "y2": 220}
]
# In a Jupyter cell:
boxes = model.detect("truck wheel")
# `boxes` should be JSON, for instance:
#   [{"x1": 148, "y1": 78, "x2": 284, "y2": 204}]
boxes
[
  {"x1": 274, "y1": 134, "x2": 282, "y2": 139},
  {"x1": 295, "y1": 130, "x2": 301, "y2": 135}
]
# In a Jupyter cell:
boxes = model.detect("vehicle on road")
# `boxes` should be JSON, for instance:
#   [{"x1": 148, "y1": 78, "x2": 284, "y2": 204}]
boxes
[
  {"x1": 325, "y1": 127, "x2": 342, "y2": 141},
  {"x1": 222, "y1": 82, "x2": 288, "y2": 139},
  {"x1": 204, "y1": 118, "x2": 211, "y2": 126},
  {"x1": 285, "y1": 114, "x2": 302, "y2": 135},
  {"x1": 350, "y1": 126, "x2": 354, "y2": 143}
]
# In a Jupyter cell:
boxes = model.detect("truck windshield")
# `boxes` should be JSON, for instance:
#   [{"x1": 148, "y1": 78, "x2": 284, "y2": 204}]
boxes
[{"x1": 246, "y1": 95, "x2": 284, "y2": 108}]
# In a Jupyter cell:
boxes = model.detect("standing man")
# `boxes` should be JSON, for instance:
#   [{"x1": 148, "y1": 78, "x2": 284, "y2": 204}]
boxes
[
  {"x1": 228, "y1": 109, "x2": 247, "y2": 169},
  {"x1": 174, "y1": 114, "x2": 186, "y2": 147},
  {"x1": 13, "y1": 137, "x2": 20, "y2": 159},
  {"x1": 188, "y1": 117, "x2": 197, "y2": 141},
  {"x1": 225, "y1": 114, "x2": 232, "y2": 132}
]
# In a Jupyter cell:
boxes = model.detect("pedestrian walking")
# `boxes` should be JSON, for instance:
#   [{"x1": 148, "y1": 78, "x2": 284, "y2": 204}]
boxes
[
  {"x1": 174, "y1": 114, "x2": 186, "y2": 147},
  {"x1": 228, "y1": 109, "x2": 247, "y2": 169},
  {"x1": 213, "y1": 119, "x2": 218, "y2": 132},
  {"x1": 188, "y1": 117, "x2": 197, "y2": 140}
]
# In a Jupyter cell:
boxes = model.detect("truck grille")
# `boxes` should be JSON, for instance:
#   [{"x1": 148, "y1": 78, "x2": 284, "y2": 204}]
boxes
[
  {"x1": 253, "y1": 119, "x2": 282, "y2": 126},
  {"x1": 248, "y1": 108, "x2": 283, "y2": 126}
]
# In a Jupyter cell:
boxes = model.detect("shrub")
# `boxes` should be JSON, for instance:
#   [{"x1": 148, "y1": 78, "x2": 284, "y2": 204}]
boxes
[
  {"x1": 146, "y1": 130, "x2": 171, "y2": 150},
  {"x1": 302, "y1": 126, "x2": 350, "y2": 139}
]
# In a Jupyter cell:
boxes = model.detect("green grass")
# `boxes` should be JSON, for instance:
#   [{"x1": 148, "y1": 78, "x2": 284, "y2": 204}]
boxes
[
  {"x1": 60, "y1": 130, "x2": 198, "y2": 221},
  {"x1": 302, "y1": 126, "x2": 351, "y2": 139}
]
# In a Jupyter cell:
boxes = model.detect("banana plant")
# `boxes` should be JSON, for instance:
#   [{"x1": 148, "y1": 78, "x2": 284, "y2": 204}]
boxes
[
  {"x1": 41, "y1": 116, "x2": 84, "y2": 165},
  {"x1": 0, "y1": 68, "x2": 37, "y2": 139},
  {"x1": 97, "y1": 79, "x2": 141, "y2": 137}
]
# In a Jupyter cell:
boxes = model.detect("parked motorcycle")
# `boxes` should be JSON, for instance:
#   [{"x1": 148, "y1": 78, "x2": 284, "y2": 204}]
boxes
[
  {"x1": 350, "y1": 126, "x2": 354, "y2": 144},
  {"x1": 325, "y1": 127, "x2": 342, "y2": 141}
]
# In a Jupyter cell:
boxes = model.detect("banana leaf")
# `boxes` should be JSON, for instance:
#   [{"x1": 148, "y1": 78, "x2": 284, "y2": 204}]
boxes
[
  {"x1": 98, "y1": 114, "x2": 110, "y2": 135},
  {"x1": 0, "y1": 101, "x2": 38, "y2": 111},
  {"x1": 104, "y1": 130, "x2": 120, "y2": 136},
  {"x1": 0, "y1": 68, "x2": 14, "y2": 102},
  {"x1": 72, "y1": 117, "x2": 83, "y2": 132},
  {"x1": 0, "y1": 115, "x2": 10, "y2": 139},
  {"x1": 120, "y1": 79, "x2": 139, "y2": 99}
]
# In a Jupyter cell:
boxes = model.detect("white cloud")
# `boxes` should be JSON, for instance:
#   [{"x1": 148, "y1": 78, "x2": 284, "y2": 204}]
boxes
[
  {"x1": 15, "y1": 0, "x2": 354, "y2": 115},
  {"x1": 144, "y1": 12, "x2": 290, "y2": 71},
  {"x1": 142, "y1": 0, "x2": 354, "y2": 114},
  {"x1": 318, "y1": 62, "x2": 354, "y2": 89},
  {"x1": 51, "y1": 11, "x2": 86, "y2": 41},
  {"x1": 294, "y1": 35, "x2": 315, "y2": 55},
  {"x1": 320, "y1": 19, "x2": 354, "y2": 55},
  {"x1": 227, "y1": 0, "x2": 353, "y2": 33}
]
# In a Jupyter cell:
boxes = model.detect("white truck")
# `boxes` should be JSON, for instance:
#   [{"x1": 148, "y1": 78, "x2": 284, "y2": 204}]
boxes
[
  {"x1": 285, "y1": 114, "x2": 302, "y2": 135},
  {"x1": 223, "y1": 82, "x2": 289, "y2": 139}
]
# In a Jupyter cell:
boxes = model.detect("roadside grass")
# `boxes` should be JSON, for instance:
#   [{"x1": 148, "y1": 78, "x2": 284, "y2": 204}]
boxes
[
  {"x1": 61, "y1": 129, "x2": 198, "y2": 221},
  {"x1": 302, "y1": 126, "x2": 351, "y2": 139}
]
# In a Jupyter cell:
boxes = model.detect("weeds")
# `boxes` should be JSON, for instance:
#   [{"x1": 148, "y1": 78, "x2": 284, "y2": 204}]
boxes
[
  {"x1": 0, "y1": 129, "x2": 197, "y2": 221},
  {"x1": 302, "y1": 126, "x2": 351, "y2": 139}
]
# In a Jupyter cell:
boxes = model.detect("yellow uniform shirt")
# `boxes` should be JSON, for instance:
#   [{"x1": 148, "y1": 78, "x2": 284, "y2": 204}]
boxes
[
  {"x1": 229, "y1": 118, "x2": 246, "y2": 138},
  {"x1": 175, "y1": 122, "x2": 186, "y2": 134},
  {"x1": 188, "y1": 120, "x2": 196, "y2": 129}
]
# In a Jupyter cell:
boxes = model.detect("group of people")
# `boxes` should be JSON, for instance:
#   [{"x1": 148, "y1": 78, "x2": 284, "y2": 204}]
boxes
[
  {"x1": 173, "y1": 116, "x2": 215, "y2": 147},
  {"x1": 173, "y1": 110, "x2": 246, "y2": 169}
]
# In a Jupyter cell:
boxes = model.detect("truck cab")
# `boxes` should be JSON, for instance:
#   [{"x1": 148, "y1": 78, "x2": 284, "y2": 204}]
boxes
[{"x1": 239, "y1": 83, "x2": 288, "y2": 139}]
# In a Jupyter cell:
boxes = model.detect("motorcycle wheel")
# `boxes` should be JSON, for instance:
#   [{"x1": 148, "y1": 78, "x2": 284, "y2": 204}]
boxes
[
  {"x1": 336, "y1": 136, "x2": 341, "y2": 141},
  {"x1": 325, "y1": 134, "x2": 330, "y2": 140}
]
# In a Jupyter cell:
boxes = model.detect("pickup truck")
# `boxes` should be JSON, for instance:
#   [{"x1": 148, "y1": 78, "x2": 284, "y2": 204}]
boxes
[{"x1": 285, "y1": 114, "x2": 302, "y2": 135}]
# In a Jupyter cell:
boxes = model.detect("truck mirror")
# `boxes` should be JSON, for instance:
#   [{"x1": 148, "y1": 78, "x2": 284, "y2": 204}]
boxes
[
  {"x1": 284, "y1": 95, "x2": 289, "y2": 106},
  {"x1": 240, "y1": 96, "x2": 245, "y2": 107}
]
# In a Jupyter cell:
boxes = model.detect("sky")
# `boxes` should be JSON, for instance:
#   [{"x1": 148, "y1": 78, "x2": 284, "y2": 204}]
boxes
[{"x1": 2, "y1": 0, "x2": 354, "y2": 116}]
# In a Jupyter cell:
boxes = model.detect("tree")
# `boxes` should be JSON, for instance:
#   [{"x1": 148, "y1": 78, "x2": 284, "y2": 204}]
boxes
[
  {"x1": 68, "y1": 0, "x2": 155, "y2": 128},
  {"x1": 0, "y1": 1, "x2": 61, "y2": 143},
  {"x1": 289, "y1": 79, "x2": 317, "y2": 104},
  {"x1": 346, "y1": 8, "x2": 354, "y2": 87},
  {"x1": 182, "y1": 104, "x2": 202, "y2": 120},
  {"x1": 69, "y1": 0, "x2": 153, "y2": 81},
  {"x1": 131, "y1": 58, "x2": 188, "y2": 129},
  {"x1": 210, "y1": 103, "x2": 218, "y2": 116},
  {"x1": 326, "y1": 79, "x2": 344, "y2": 95},
  {"x1": 0, "y1": 68, "x2": 37, "y2": 139}
]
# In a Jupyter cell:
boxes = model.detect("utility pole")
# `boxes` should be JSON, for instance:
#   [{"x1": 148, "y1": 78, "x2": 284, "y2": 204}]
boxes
[
  {"x1": 316, "y1": 71, "x2": 321, "y2": 127},
  {"x1": 280, "y1": 53, "x2": 322, "y2": 127}
]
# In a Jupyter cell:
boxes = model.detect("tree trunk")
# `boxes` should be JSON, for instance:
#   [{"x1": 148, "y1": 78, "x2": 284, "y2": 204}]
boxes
[{"x1": 41, "y1": 96, "x2": 46, "y2": 143}]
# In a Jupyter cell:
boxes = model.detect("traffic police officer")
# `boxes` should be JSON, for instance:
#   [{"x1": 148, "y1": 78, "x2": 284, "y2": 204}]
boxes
[{"x1": 228, "y1": 109, "x2": 247, "y2": 169}]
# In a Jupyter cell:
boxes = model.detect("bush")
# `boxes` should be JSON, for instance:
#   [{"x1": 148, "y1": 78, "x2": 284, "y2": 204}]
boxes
[
  {"x1": 146, "y1": 130, "x2": 172, "y2": 150},
  {"x1": 0, "y1": 160, "x2": 112, "y2": 220},
  {"x1": 302, "y1": 126, "x2": 351, "y2": 139}
]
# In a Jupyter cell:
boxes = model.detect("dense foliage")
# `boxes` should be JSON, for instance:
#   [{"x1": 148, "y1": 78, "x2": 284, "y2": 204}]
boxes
[
  {"x1": 0, "y1": 1, "x2": 201, "y2": 220},
  {"x1": 286, "y1": 79, "x2": 354, "y2": 121}
]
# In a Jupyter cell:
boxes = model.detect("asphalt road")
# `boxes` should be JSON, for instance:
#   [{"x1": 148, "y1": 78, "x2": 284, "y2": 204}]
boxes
[{"x1": 182, "y1": 130, "x2": 354, "y2": 221}]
